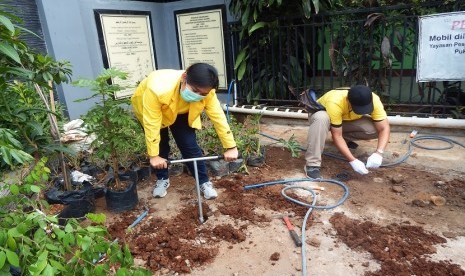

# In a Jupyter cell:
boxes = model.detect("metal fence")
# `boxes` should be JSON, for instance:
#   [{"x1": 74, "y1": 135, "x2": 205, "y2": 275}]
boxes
[{"x1": 227, "y1": 2, "x2": 465, "y2": 118}]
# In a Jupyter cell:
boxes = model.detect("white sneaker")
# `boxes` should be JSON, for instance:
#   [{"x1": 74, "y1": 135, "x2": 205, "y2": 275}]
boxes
[
  {"x1": 200, "y1": 181, "x2": 218, "y2": 200},
  {"x1": 153, "y1": 179, "x2": 170, "y2": 198}
]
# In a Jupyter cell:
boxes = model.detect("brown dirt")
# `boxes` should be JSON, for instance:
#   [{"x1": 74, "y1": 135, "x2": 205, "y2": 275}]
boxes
[{"x1": 98, "y1": 145, "x2": 465, "y2": 275}]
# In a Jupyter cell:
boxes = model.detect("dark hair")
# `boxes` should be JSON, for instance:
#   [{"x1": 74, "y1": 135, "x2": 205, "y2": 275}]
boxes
[{"x1": 185, "y1": 63, "x2": 219, "y2": 90}]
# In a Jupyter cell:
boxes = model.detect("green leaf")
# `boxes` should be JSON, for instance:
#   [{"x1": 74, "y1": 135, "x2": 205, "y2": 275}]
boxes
[
  {"x1": 45, "y1": 243, "x2": 60, "y2": 252},
  {"x1": 234, "y1": 48, "x2": 248, "y2": 70},
  {"x1": 0, "y1": 251, "x2": 6, "y2": 268},
  {"x1": 29, "y1": 185, "x2": 41, "y2": 193},
  {"x1": 85, "y1": 226, "x2": 106, "y2": 233},
  {"x1": 0, "y1": 148, "x2": 12, "y2": 166},
  {"x1": 5, "y1": 250, "x2": 19, "y2": 267},
  {"x1": 0, "y1": 42, "x2": 21, "y2": 64},
  {"x1": 248, "y1": 22, "x2": 266, "y2": 35},
  {"x1": 94, "y1": 264, "x2": 108, "y2": 274},
  {"x1": 86, "y1": 213, "x2": 106, "y2": 224},
  {"x1": 30, "y1": 259, "x2": 47, "y2": 274},
  {"x1": 115, "y1": 268, "x2": 129, "y2": 276},
  {"x1": 38, "y1": 250, "x2": 49, "y2": 260},
  {"x1": 5, "y1": 66, "x2": 33, "y2": 78},
  {"x1": 9, "y1": 184, "x2": 19, "y2": 195},
  {"x1": 15, "y1": 25, "x2": 41, "y2": 38},
  {"x1": 63, "y1": 233, "x2": 75, "y2": 247},
  {"x1": 80, "y1": 236, "x2": 92, "y2": 251},
  {"x1": 16, "y1": 223, "x2": 28, "y2": 235},
  {"x1": 9, "y1": 149, "x2": 33, "y2": 164},
  {"x1": 241, "y1": 5, "x2": 251, "y2": 27},
  {"x1": 42, "y1": 264, "x2": 55, "y2": 276},
  {"x1": 237, "y1": 62, "x2": 247, "y2": 81},
  {"x1": 64, "y1": 224, "x2": 73, "y2": 233},
  {"x1": 301, "y1": 0, "x2": 312, "y2": 18},
  {"x1": 8, "y1": 227, "x2": 23, "y2": 238},
  {"x1": 312, "y1": 0, "x2": 320, "y2": 14},
  {"x1": 0, "y1": 15, "x2": 15, "y2": 33},
  {"x1": 7, "y1": 236, "x2": 17, "y2": 251},
  {"x1": 49, "y1": 259, "x2": 65, "y2": 271},
  {"x1": 0, "y1": 233, "x2": 6, "y2": 245}
]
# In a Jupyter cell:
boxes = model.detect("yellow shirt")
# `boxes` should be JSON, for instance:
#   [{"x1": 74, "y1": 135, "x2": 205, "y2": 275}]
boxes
[
  {"x1": 317, "y1": 89, "x2": 387, "y2": 127},
  {"x1": 131, "y1": 69, "x2": 236, "y2": 156}
]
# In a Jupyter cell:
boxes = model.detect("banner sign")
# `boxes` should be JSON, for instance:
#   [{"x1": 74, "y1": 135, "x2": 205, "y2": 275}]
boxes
[
  {"x1": 175, "y1": 6, "x2": 229, "y2": 90},
  {"x1": 417, "y1": 11, "x2": 465, "y2": 82},
  {"x1": 95, "y1": 10, "x2": 156, "y2": 98}
]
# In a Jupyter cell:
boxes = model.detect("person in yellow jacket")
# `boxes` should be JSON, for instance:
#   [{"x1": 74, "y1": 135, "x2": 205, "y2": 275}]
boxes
[{"x1": 131, "y1": 63, "x2": 239, "y2": 199}]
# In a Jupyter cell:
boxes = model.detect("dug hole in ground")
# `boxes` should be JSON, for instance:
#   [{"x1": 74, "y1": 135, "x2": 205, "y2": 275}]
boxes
[{"x1": 98, "y1": 117, "x2": 465, "y2": 276}]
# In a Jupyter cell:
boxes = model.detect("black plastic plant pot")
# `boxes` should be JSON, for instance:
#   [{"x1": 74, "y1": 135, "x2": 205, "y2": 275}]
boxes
[
  {"x1": 58, "y1": 197, "x2": 96, "y2": 225},
  {"x1": 169, "y1": 163, "x2": 184, "y2": 177},
  {"x1": 207, "y1": 159, "x2": 229, "y2": 177},
  {"x1": 247, "y1": 146, "x2": 266, "y2": 167},
  {"x1": 207, "y1": 159, "x2": 244, "y2": 176},
  {"x1": 134, "y1": 165, "x2": 151, "y2": 181},
  {"x1": 229, "y1": 159, "x2": 244, "y2": 172},
  {"x1": 105, "y1": 172, "x2": 139, "y2": 213}
]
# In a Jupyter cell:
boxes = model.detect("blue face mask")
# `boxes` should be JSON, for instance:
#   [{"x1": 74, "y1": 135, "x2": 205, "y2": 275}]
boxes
[{"x1": 181, "y1": 88, "x2": 206, "y2": 102}]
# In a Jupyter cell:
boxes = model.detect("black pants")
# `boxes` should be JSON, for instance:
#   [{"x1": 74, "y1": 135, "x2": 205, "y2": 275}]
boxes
[{"x1": 155, "y1": 114, "x2": 209, "y2": 184}]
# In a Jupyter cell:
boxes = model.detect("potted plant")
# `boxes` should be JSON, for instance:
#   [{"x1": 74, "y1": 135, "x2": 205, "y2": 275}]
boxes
[
  {"x1": 240, "y1": 114, "x2": 266, "y2": 167},
  {"x1": 73, "y1": 68, "x2": 144, "y2": 213},
  {"x1": 0, "y1": 158, "x2": 150, "y2": 275}
]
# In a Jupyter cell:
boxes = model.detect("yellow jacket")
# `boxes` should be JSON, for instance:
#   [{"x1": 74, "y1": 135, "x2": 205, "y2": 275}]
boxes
[{"x1": 131, "y1": 69, "x2": 236, "y2": 157}]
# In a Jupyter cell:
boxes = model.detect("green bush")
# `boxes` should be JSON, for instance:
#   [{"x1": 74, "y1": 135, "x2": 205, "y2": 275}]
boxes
[
  {"x1": 0, "y1": 159, "x2": 150, "y2": 275},
  {"x1": 0, "y1": 7, "x2": 73, "y2": 172}
]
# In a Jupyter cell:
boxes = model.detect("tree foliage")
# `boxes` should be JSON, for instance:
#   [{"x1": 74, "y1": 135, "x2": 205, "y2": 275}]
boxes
[
  {"x1": 0, "y1": 5, "x2": 73, "y2": 171},
  {"x1": 229, "y1": 0, "x2": 465, "y2": 105},
  {"x1": 230, "y1": 0, "x2": 332, "y2": 104}
]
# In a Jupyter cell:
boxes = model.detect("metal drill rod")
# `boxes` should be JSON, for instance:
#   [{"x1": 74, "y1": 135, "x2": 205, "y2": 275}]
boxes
[
  {"x1": 166, "y1": 155, "x2": 223, "y2": 224},
  {"x1": 192, "y1": 160, "x2": 204, "y2": 224}
]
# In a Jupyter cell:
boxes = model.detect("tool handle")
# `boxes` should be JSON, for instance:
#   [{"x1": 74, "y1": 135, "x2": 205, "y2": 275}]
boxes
[
  {"x1": 283, "y1": 216, "x2": 294, "y2": 230},
  {"x1": 290, "y1": 230, "x2": 303, "y2": 247},
  {"x1": 166, "y1": 155, "x2": 223, "y2": 165}
]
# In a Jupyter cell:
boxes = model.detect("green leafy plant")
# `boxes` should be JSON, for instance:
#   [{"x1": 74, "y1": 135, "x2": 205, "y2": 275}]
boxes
[
  {"x1": 0, "y1": 159, "x2": 149, "y2": 275},
  {"x1": 73, "y1": 68, "x2": 145, "y2": 190},
  {"x1": 197, "y1": 113, "x2": 265, "y2": 172},
  {"x1": 230, "y1": 0, "x2": 332, "y2": 103},
  {"x1": 0, "y1": 6, "x2": 73, "y2": 189},
  {"x1": 240, "y1": 114, "x2": 263, "y2": 160},
  {"x1": 0, "y1": 128, "x2": 33, "y2": 168},
  {"x1": 276, "y1": 134, "x2": 302, "y2": 158}
]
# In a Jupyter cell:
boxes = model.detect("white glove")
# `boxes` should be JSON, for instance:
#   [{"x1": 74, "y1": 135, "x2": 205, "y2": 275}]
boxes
[
  {"x1": 349, "y1": 159, "x2": 369, "y2": 175},
  {"x1": 366, "y1": 152, "x2": 383, "y2": 168}
]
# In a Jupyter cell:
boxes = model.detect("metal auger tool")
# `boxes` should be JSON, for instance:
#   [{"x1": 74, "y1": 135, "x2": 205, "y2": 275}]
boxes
[{"x1": 167, "y1": 155, "x2": 223, "y2": 224}]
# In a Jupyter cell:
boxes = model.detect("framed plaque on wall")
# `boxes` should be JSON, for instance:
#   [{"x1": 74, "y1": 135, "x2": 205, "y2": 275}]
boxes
[
  {"x1": 95, "y1": 10, "x2": 157, "y2": 98},
  {"x1": 175, "y1": 5, "x2": 230, "y2": 90}
]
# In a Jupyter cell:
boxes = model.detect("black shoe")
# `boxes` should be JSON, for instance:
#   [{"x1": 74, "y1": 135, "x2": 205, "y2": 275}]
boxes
[
  {"x1": 305, "y1": 166, "x2": 321, "y2": 179},
  {"x1": 346, "y1": 140, "x2": 359, "y2": 149}
]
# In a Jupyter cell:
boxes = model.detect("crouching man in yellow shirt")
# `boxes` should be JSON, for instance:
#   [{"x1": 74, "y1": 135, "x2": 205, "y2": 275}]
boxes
[{"x1": 304, "y1": 85, "x2": 390, "y2": 179}]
